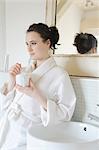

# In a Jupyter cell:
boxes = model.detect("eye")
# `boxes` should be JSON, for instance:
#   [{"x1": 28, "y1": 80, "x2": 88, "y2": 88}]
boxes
[{"x1": 31, "y1": 42, "x2": 37, "y2": 45}]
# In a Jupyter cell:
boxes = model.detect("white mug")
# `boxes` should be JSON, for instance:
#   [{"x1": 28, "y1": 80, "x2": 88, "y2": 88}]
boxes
[{"x1": 16, "y1": 73, "x2": 31, "y2": 87}]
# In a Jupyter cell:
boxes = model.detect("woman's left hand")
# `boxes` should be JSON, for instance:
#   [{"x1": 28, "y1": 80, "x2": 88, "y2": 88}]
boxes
[
  {"x1": 16, "y1": 78, "x2": 47, "y2": 109},
  {"x1": 15, "y1": 78, "x2": 36, "y2": 97}
]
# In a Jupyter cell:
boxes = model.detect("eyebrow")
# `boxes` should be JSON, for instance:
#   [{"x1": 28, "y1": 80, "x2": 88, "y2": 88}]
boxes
[
  {"x1": 30, "y1": 40, "x2": 37, "y2": 43},
  {"x1": 26, "y1": 40, "x2": 37, "y2": 44}
]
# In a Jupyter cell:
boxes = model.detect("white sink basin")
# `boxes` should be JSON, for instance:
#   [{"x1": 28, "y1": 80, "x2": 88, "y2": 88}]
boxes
[{"x1": 27, "y1": 121, "x2": 99, "y2": 150}]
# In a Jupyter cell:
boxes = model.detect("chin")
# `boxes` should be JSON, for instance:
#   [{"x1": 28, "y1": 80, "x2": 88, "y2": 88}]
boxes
[{"x1": 30, "y1": 55, "x2": 38, "y2": 60}]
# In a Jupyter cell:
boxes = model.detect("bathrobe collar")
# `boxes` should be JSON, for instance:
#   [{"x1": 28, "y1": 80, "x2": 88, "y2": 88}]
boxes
[{"x1": 31, "y1": 57, "x2": 57, "y2": 83}]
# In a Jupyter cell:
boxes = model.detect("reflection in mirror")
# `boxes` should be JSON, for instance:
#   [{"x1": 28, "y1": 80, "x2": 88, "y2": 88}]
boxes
[{"x1": 55, "y1": 0, "x2": 99, "y2": 54}]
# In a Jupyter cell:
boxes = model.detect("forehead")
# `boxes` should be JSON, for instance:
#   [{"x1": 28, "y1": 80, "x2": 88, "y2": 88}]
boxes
[{"x1": 26, "y1": 31, "x2": 42, "y2": 42}]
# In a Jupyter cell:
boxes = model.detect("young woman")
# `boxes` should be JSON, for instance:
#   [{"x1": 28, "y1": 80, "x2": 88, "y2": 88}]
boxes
[
  {"x1": 73, "y1": 32, "x2": 97, "y2": 54},
  {"x1": 0, "y1": 23, "x2": 76, "y2": 150}
]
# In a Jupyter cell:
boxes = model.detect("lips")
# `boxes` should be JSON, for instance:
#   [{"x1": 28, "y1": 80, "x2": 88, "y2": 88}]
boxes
[{"x1": 30, "y1": 53, "x2": 35, "y2": 55}]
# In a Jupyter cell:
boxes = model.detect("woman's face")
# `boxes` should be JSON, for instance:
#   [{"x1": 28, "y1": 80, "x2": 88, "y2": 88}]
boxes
[{"x1": 26, "y1": 31, "x2": 51, "y2": 60}]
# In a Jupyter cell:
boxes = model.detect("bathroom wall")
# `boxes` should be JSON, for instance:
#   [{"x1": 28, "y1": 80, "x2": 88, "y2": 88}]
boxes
[
  {"x1": 71, "y1": 76, "x2": 99, "y2": 127},
  {"x1": 0, "y1": 0, "x2": 6, "y2": 70},
  {"x1": 0, "y1": 0, "x2": 46, "y2": 70}
]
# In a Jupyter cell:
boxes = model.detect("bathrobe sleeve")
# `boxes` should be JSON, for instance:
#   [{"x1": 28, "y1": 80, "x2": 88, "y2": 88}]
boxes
[
  {"x1": 0, "y1": 88, "x2": 15, "y2": 113},
  {"x1": 40, "y1": 73, "x2": 76, "y2": 126}
]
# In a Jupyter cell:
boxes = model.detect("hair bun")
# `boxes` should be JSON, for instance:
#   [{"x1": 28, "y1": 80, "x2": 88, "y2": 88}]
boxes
[{"x1": 49, "y1": 26, "x2": 59, "y2": 49}]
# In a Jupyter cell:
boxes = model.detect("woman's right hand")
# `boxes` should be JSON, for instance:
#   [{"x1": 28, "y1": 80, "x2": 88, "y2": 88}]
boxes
[
  {"x1": 9, "y1": 63, "x2": 22, "y2": 76},
  {"x1": 8, "y1": 63, "x2": 22, "y2": 92}
]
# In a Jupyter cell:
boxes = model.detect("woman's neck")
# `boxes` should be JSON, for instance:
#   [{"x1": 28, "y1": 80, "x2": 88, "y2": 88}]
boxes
[{"x1": 36, "y1": 56, "x2": 50, "y2": 68}]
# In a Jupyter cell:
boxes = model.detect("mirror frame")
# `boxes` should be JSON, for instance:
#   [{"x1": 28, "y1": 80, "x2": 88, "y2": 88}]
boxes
[{"x1": 45, "y1": 0, "x2": 57, "y2": 26}]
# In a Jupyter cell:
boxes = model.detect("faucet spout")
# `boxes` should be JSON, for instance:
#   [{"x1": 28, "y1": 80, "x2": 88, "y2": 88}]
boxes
[{"x1": 88, "y1": 113, "x2": 99, "y2": 122}]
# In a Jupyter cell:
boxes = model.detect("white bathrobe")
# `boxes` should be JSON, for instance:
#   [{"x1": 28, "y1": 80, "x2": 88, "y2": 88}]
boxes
[{"x1": 0, "y1": 57, "x2": 76, "y2": 150}]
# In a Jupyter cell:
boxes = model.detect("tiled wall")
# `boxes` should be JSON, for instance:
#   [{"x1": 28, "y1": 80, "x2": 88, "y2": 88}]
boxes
[{"x1": 70, "y1": 76, "x2": 99, "y2": 127}]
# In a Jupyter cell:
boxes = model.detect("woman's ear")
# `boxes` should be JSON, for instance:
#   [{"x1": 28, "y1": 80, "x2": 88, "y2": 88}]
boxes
[{"x1": 46, "y1": 39, "x2": 51, "y2": 46}]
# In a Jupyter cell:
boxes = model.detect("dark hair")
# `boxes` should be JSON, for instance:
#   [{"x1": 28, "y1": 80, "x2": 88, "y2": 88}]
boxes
[
  {"x1": 26, "y1": 23, "x2": 59, "y2": 50},
  {"x1": 73, "y1": 33, "x2": 97, "y2": 54}
]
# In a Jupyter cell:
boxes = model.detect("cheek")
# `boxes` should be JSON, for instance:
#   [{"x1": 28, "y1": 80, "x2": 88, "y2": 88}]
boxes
[
  {"x1": 35, "y1": 43, "x2": 49, "y2": 56},
  {"x1": 36, "y1": 49, "x2": 47, "y2": 58},
  {"x1": 40, "y1": 43, "x2": 49, "y2": 51}
]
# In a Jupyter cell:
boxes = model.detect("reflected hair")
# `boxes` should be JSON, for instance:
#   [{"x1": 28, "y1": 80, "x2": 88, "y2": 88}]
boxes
[{"x1": 73, "y1": 33, "x2": 97, "y2": 54}]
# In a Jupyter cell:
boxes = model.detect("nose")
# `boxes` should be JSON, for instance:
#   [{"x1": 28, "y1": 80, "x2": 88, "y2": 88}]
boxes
[{"x1": 27, "y1": 45, "x2": 33, "y2": 52}]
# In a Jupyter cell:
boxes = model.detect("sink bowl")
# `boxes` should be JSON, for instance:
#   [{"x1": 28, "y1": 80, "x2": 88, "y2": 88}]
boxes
[{"x1": 27, "y1": 121, "x2": 99, "y2": 150}]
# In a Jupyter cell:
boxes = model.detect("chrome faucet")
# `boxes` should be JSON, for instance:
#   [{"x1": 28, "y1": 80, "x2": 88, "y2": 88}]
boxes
[
  {"x1": 88, "y1": 113, "x2": 99, "y2": 122},
  {"x1": 3, "y1": 54, "x2": 9, "y2": 72}
]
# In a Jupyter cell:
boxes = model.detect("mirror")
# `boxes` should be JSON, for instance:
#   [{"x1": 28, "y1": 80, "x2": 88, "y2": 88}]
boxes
[{"x1": 55, "y1": 0, "x2": 99, "y2": 54}]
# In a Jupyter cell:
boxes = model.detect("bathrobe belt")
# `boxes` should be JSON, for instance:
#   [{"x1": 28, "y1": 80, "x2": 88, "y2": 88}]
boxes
[
  {"x1": 0, "y1": 101, "x2": 41, "y2": 148},
  {"x1": 8, "y1": 102, "x2": 41, "y2": 122}
]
